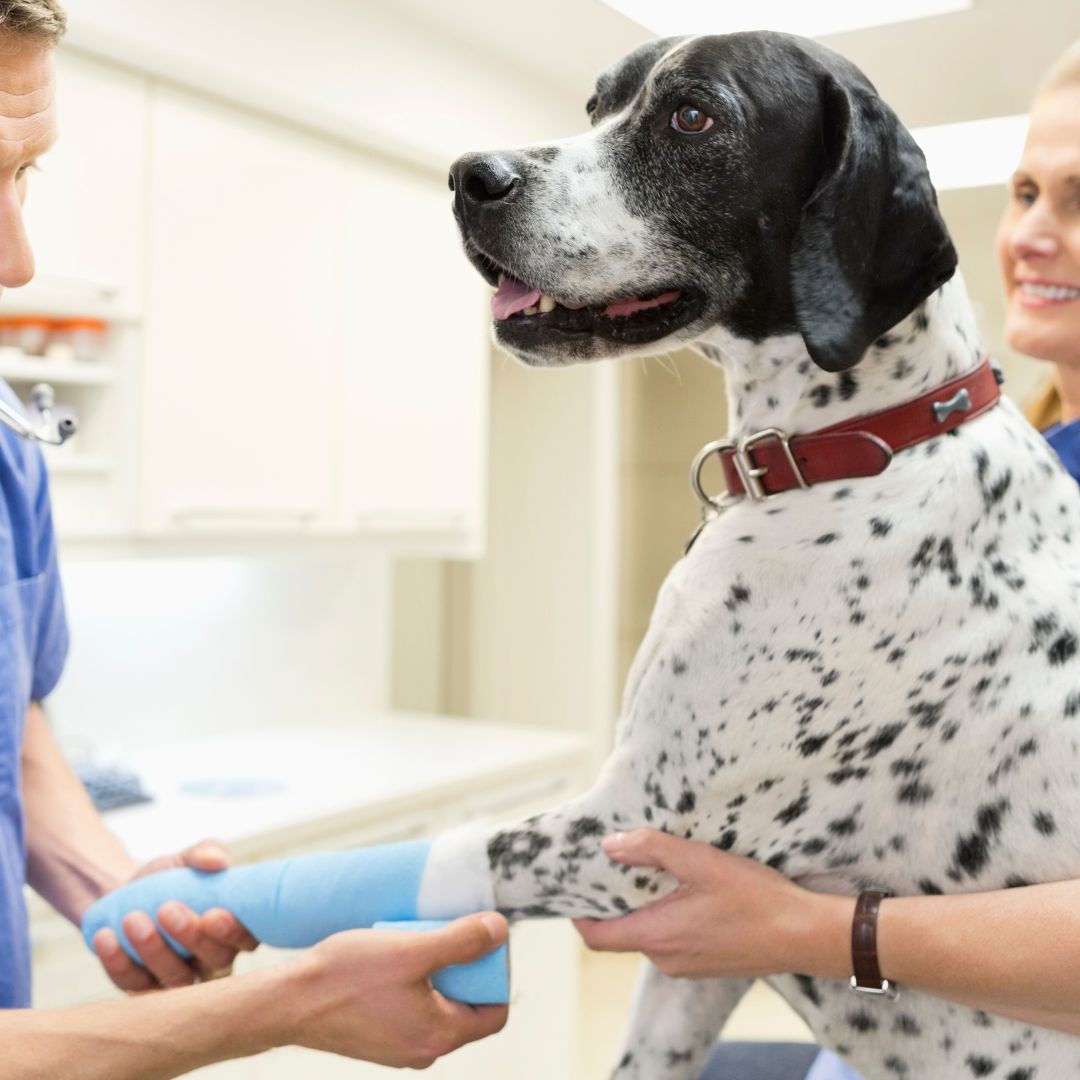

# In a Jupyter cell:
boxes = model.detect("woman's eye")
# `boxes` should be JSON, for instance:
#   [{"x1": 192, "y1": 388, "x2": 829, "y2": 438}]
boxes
[
  {"x1": 1013, "y1": 187, "x2": 1037, "y2": 207},
  {"x1": 671, "y1": 104, "x2": 713, "y2": 135}
]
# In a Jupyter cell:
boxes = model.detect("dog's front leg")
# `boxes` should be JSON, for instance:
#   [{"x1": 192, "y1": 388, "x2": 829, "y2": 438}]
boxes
[
  {"x1": 421, "y1": 755, "x2": 678, "y2": 921},
  {"x1": 611, "y1": 963, "x2": 753, "y2": 1080}
]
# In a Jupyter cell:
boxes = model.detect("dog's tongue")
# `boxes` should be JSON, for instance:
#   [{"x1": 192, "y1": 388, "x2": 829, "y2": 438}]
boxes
[
  {"x1": 492, "y1": 277, "x2": 541, "y2": 320},
  {"x1": 602, "y1": 289, "x2": 682, "y2": 318}
]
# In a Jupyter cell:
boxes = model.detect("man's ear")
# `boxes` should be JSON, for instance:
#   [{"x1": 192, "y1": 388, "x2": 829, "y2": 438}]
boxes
[{"x1": 790, "y1": 75, "x2": 957, "y2": 373}]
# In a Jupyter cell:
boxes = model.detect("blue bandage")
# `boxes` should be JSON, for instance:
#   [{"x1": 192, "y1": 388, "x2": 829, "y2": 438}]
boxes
[{"x1": 81, "y1": 842, "x2": 509, "y2": 1005}]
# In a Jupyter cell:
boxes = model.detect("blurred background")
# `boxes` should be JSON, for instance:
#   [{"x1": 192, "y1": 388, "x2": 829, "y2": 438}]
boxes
[{"x1": 17, "y1": 1, "x2": 1080, "y2": 1076}]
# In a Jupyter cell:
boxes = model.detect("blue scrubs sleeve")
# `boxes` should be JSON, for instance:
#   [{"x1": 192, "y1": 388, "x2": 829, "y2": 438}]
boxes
[{"x1": 0, "y1": 397, "x2": 70, "y2": 1008}]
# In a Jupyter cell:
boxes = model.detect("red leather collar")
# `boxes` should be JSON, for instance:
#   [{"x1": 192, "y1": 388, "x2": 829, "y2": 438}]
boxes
[{"x1": 692, "y1": 359, "x2": 1001, "y2": 504}]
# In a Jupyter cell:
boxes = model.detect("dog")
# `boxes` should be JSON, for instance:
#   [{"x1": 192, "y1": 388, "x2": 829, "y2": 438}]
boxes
[{"x1": 430, "y1": 31, "x2": 1080, "y2": 1079}]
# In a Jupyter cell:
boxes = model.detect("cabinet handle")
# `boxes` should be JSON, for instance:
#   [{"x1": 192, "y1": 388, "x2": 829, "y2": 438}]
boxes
[
  {"x1": 355, "y1": 509, "x2": 467, "y2": 532},
  {"x1": 171, "y1": 506, "x2": 319, "y2": 528},
  {"x1": 31, "y1": 274, "x2": 120, "y2": 300}
]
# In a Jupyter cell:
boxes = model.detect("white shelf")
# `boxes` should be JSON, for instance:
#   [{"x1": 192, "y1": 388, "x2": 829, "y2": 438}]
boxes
[
  {"x1": 43, "y1": 454, "x2": 115, "y2": 476},
  {"x1": 0, "y1": 355, "x2": 117, "y2": 385}
]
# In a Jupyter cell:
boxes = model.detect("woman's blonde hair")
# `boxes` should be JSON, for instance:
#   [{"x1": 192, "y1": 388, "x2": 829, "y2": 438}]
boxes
[
  {"x1": 1026, "y1": 379, "x2": 1062, "y2": 430},
  {"x1": 1037, "y1": 38, "x2": 1080, "y2": 98}
]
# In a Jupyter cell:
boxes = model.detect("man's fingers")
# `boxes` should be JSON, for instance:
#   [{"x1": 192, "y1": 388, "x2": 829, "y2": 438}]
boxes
[
  {"x1": 158, "y1": 903, "x2": 237, "y2": 977},
  {"x1": 436, "y1": 1000, "x2": 510, "y2": 1049},
  {"x1": 92, "y1": 928, "x2": 157, "y2": 993},
  {"x1": 419, "y1": 913, "x2": 508, "y2": 974},
  {"x1": 200, "y1": 907, "x2": 260, "y2": 953},
  {"x1": 122, "y1": 911, "x2": 197, "y2": 989},
  {"x1": 179, "y1": 837, "x2": 230, "y2": 872}
]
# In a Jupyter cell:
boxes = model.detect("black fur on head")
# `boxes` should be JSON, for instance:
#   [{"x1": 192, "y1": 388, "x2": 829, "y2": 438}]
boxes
[{"x1": 450, "y1": 31, "x2": 957, "y2": 371}]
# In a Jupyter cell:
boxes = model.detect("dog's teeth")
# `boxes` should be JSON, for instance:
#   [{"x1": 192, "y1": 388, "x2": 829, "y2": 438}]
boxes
[
  {"x1": 523, "y1": 305, "x2": 539, "y2": 316},
  {"x1": 539, "y1": 294, "x2": 557, "y2": 313}
]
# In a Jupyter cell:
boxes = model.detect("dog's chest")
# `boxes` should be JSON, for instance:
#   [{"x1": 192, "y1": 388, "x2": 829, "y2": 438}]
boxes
[{"x1": 615, "y1": 401, "x2": 1080, "y2": 891}]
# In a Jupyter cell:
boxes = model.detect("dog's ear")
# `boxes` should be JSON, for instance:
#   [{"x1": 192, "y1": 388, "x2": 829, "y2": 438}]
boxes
[{"x1": 790, "y1": 75, "x2": 957, "y2": 373}]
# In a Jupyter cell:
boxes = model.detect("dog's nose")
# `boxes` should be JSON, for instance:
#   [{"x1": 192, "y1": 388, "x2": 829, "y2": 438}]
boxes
[{"x1": 449, "y1": 154, "x2": 522, "y2": 210}]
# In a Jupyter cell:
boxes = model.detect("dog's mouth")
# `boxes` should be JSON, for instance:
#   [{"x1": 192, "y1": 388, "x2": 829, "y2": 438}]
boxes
[{"x1": 467, "y1": 245, "x2": 704, "y2": 352}]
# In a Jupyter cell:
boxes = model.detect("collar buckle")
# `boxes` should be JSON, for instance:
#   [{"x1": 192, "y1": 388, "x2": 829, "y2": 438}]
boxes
[
  {"x1": 734, "y1": 428, "x2": 809, "y2": 501},
  {"x1": 691, "y1": 427, "x2": 809, "y2": 508}
]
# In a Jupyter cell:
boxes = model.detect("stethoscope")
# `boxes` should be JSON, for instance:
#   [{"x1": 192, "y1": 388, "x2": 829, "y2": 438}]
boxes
[{"x1": 0, "y1": 383, "x2": 77, "y2": 445}]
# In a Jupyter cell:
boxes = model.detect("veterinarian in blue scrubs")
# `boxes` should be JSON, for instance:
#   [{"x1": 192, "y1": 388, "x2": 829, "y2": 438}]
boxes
[
  {"x1": 578, "y1": 35, "x2": 1080, "y2": 1080},
  {"x1": 0, "y1": 3, "x2": 507, "y2": 1074}
]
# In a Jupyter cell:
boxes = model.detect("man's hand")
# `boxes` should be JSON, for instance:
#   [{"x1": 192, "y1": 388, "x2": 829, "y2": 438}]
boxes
[
  {"x1": 91, "y1": 839, "x2": 259, "y2": 992},
  {"x1": 574, "y1": 828, "x2": 839, "y2": 979},
  {"x1": 284, "y1": 913, "x2": 510, "y2": 1069}
]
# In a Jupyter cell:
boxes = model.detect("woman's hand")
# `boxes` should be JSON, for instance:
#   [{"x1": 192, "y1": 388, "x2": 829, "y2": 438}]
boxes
[
  {"x1": 284, "y1": 914, "x2": 510, "y2": 1069},
  {"x1": 574, "y1": 828, "x2": 852, "y2": 980},
  {"x1": 91, "y1": 838, "x2": 259, "y2": 992}
]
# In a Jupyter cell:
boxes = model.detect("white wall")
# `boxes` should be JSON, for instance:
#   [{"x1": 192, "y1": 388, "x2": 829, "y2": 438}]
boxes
[{"x1": 47, "y1": 555, "x2": 392, "y2": 752}]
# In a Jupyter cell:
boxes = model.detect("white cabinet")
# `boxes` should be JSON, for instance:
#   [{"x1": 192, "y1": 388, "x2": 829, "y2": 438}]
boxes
[
  {"x1": 139, "y1": 86, "x2": 346, "y2": 536},
  {"x1": 340, "y1": 157, "x2": 489, "y2": 550},
  {"x1": 136, "y1": 83, "x2": 490, "y2": 549}
]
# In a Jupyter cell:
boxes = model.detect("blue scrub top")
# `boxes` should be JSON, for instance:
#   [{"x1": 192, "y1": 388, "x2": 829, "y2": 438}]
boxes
[
  {"x1": 0, "y1": 382, "x2": 69, "y2": 1009},
  {"x1": 805, "y1": 416, "x2": 1080, "y2": 1080}
]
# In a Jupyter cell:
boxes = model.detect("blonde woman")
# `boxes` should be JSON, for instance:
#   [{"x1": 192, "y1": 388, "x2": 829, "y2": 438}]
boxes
[{"x1": 577, "y1": 38, "x2": 1080, "y2": 1080}]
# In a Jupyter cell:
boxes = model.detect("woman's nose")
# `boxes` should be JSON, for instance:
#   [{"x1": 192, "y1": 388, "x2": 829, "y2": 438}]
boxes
[{"x1": 1009, "y1": 205, "x2": 1060, "y2": 263}]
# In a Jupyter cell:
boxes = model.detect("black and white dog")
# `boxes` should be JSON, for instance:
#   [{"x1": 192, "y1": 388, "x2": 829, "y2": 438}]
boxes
[{"x1": 427, "y1": 31, "x2": 1080, "y2": 1079}]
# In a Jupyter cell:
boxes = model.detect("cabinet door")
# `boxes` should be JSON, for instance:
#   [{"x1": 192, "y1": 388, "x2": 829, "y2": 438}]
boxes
[
  {"x1": 7, "y1": 50, "x2": 148, "y2": 315},
  {"x1": 140, "y1": 86, "x2": 347, "y2": 535},
  {"x1": 339, "y1": 156, "x2": 490, "y2": 552}
]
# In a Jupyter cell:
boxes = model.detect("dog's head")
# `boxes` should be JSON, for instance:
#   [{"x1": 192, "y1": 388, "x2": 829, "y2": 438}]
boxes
[{"x1": 449, "y1": 32, "x2": 956, "y2": 372}]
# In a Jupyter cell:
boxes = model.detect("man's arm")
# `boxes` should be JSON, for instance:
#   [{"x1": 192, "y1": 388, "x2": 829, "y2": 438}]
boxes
[
  {"x1": 21, "y1": 701, "x2": 137, "y2": 921},
  {"x1": 21, "y1": 702, "x2": 255, "y2": 988},
  {"x1": 1, "y1": 916, "x2": 509, "y2": 1080}
]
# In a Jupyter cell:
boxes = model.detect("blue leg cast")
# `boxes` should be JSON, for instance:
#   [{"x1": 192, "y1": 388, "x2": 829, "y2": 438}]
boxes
[{"x1": 81, "y1": 838, "x2": 509, "y2": 1005}]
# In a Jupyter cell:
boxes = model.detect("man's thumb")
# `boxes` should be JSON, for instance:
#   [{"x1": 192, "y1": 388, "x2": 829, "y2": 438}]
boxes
[{"x1": 422, "y1": 913, "x2": 508, "y2": 973}]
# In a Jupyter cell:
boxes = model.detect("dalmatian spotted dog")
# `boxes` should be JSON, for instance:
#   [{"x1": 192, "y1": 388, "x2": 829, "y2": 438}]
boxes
[{"x1": 433, "y1": 30, "x2": 1080, "y2": 1079}]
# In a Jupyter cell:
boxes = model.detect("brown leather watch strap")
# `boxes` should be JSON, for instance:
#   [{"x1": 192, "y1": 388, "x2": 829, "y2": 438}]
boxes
[{"x1": 850, "y1": 889, "x2": 896, "y2": 997}]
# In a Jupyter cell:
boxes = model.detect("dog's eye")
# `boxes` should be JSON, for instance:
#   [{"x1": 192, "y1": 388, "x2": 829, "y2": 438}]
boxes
[
  {"x1": 671, "y1": 104, "x2": 713, "y2": 135},
  {"x1": 585, "y1": 94, "x2": 599, "y2": 116}
]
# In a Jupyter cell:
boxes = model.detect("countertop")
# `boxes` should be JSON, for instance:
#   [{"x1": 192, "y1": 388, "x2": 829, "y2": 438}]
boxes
[{"x1": 88, "y1": 711, "x2": 590, "y2": 863}]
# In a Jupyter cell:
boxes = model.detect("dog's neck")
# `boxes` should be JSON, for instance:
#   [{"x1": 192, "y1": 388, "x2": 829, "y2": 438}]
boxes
[{"x1": 692, "y1": 274, "x2": 985, "y2": 440}]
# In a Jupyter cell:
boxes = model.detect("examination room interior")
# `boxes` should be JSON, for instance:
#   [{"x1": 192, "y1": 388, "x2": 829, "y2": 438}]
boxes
[{"x1": 17, "y1": 1, "x2": 1080, "y2": 1077}]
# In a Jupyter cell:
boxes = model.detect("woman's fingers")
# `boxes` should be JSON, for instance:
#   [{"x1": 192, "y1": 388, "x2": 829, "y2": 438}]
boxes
[
  {"x1": 572, "y1": 909, "x2": 659, "y2": 953},
  {"x1": 602, "y1": 828, "x2": 709, "y2": 880}
]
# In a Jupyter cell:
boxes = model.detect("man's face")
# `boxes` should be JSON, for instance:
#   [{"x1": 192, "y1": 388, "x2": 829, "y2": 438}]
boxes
[{"x1": 0, "y1": 39, "x2": 58, "y2": 295}]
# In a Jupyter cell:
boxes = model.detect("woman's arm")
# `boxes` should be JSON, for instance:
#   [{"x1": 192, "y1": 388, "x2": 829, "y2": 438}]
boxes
[
  {"x1": 574, "y1": 829, "x2": 1080, "y2": 1034},
  {"x1": 0, "y1": 915, "x2": 508, "y2": 1080}
]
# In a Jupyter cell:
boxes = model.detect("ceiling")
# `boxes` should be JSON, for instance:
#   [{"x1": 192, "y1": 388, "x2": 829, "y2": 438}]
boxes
[{"x1": 389, "y1": 0, "x2": 1080, "y2": 129}]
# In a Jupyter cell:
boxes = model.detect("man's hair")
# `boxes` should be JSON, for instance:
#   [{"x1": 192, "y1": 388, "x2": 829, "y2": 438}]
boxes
[
  {"x1": 1037, "y1": 38, "x2": 1080, "y2": 98},
  {"x1": 0, "y1": 0, "x2": 66, "y2": 47}
]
